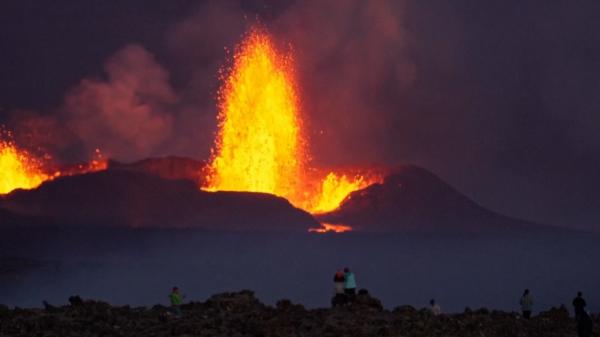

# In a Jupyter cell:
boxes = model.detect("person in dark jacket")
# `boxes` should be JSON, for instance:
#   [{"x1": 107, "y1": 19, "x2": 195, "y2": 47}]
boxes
[
  {"x1": 572, "y1": 291, "x2": 587, "y2": 320},
  {"x1": 576, "y1": 311, "x2": 593, "y2": 337},
  {"x1": 333, "y1": 270, "x2": 345, "y2": 295}
]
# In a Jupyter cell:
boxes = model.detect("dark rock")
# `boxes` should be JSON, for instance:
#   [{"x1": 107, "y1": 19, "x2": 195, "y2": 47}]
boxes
[
  {"x1": 354, "y1": 290, "x2": 383, "y2": 311},
  {"x1": 68, "y1": 295, "x2": 83, "y2": 306},
  {"x1": 331, "y1": 294, "x2": 347, "y2": 308},
  {"x1": 393, "y1": 305, "x2": 417, "y2": 315},
  {"x1": 0, "y1": 291, "x2": 591, "y2": 337}
]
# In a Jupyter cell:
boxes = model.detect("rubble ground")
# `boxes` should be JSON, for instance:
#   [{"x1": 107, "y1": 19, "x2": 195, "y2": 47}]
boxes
[{"x1": 0, "y1": 290, "x2": 597, "y2": 337}]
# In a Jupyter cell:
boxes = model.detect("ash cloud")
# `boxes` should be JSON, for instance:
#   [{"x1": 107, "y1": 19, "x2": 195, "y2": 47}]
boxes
[{"x1": 62, "y1": 45, "x2": 177, "y2": 161}]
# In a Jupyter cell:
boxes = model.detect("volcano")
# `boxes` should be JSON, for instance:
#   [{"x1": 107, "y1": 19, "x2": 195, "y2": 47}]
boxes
[
  {"x1": 0, "y1": 28, "x2": 551, "y2": 234},
  {"x1": 317, "y1": 165, "x2": 541, "y2": 233},
  {"x1": 0, "y1": 159, "x2": 549, "y2": 234}
]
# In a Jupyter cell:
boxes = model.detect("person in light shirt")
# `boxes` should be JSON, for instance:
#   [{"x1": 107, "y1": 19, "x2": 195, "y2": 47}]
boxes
[
  {"x1": 430, "y1": 299, "x2": 442, "y2": 316},
  {"x1": 519, "y1": 289, "x2": 533, "y2": 319}
]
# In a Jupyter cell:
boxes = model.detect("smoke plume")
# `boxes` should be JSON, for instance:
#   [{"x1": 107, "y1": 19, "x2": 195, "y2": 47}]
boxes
[{"x1": 62, "y1": 45, "x2": 177, "y2": 161}]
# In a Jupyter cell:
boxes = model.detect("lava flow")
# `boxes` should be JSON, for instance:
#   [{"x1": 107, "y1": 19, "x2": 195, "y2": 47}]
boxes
[
  {"x1": 308, "y1": 223, "x2": 353, "y2": 233},
  {"x1": 205, "y1": 28, "x2": 380, "y2": 215}
]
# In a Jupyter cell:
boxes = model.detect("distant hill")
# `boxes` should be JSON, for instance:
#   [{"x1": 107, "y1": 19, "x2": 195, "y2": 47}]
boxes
[
  {"x1": 317, "y1": 165, "x2": 542, "y2": 233},
  {"x1": 0, "y1": 170, "x2": 317, "y2": 232},
  {"x1": 0, "y1": 159, "x2": 555, "y2": 234}
]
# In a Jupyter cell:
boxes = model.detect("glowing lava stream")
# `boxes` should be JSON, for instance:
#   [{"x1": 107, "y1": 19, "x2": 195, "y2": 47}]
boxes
[
  {"x1": 205, "y1": 28, "x2": 380, "y2": 216},
  {"x1": 308, "y1": 223, "x2": 353, "y2": 234}
]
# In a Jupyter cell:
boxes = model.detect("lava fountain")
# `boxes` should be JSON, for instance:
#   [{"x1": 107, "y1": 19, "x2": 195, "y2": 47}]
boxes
[
  {"x1": 206, "y1": 29, "x2": 306, "y2": 202},
  {"x1": 0, "y1": 139, "x2": 56, "y2": 194},
  {"x1": 206, "y1": 28, "x2": 380, "y2": 216},
  {"x1": 0, "y1": 130, "x2": 107, "y2": 195}
]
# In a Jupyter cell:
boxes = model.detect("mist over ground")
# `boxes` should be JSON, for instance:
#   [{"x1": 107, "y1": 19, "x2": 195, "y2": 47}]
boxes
[{"x1": 1, "y1": 228, "x2": 598, "y2": 314}]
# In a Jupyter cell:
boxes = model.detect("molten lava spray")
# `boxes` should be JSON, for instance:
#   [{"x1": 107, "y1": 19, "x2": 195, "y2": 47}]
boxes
[
  {"x1": 207, "y1": 30, "x2": 306, "y2": 201},
  {"x1": 0, "y1": 139, "x2": 55, "y2": 194},
  {"x1": 206, "y1": 28, "x2": 379, "y2": 214},
  {"x1": 0, "y1": 129, "x2": 108, "y2": 195}
]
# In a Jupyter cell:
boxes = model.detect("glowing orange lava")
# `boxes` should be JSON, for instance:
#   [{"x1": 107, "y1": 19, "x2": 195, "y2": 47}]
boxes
[
  {"x1": 0, "y1": 140, "x2": 56, "y2": 194},
  {"x1": 59, "y1": 148, "x2": 108, "y2": 177},
  {"x1": 0, "y1": 131, "x2": 107, "y2": 195},
  {"x1": 206, "y1": 29, "x2": 306, "y2": 202},
  {"x1": 205, "y1": 28, "x2": 380, "y2": 216},
  {"x1": 302, "y1": 172, "x2": 373, "y2": 214},
  {"x1": 308, "y1": 223, "x2": 353, "y2": 233}
]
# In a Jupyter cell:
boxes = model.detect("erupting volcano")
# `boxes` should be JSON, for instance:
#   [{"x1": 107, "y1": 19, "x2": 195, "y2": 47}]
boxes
[
  {"x1": 205, "y1": 28, "x2": 379, "y2": 215},
  {"x1": 0, "y1": 27, "x2": 381, "y2": 233}
]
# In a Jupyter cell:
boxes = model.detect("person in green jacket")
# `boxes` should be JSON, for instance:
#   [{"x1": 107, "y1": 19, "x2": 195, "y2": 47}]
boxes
[
  {"x1": 344, "y1": 267, "x2": 357, "y2": 296},
  {"x1": 169, "y1": 286, "x2": 184, "y2": 316}
]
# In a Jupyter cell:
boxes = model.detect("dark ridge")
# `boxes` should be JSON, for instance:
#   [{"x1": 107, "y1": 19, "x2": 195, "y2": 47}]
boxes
[
  {"x1": 0, "y1": 170, "x2": 318, "y2": 232},
  {"x1": 318, "y1": 165, "x2": 550, "y2": 233}
]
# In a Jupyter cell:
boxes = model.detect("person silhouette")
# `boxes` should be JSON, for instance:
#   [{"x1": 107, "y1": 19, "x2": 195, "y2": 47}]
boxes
[
  {"x1": 169, "y1": 286, "x2": 185, "y2": 316},
  {"x1": 430, "y1": 299, "x2": 442, "y2": 316},
  {"x1": 572, "y1": 291, "x2": 587, "y2": 320},
  {"x1": 344, "y1": 268, "x2": 357, "y2": 297},
  {"x1": 576, "y1": 311, "x2": 593, "y2": 337},
  {"x1": 519, "y1": 289, "x2": 533, "y2": 319},
  {"x1": 331, "y1": 269, "x2": 347, "y2": 307}
]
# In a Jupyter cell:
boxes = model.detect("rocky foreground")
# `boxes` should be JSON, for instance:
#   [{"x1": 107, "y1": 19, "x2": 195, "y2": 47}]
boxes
[{"x1": 0, "y1": 290, "x2": 597, "y2": 337}]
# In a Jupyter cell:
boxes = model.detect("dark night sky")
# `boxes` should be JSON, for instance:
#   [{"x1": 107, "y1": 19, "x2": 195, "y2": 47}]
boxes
[{"x1": 1, "y1": 0, "x2": 599, "y2": 229}]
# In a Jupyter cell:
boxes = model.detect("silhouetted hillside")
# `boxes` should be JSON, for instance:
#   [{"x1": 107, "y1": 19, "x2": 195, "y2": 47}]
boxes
[
  {"x1": 318, "y1": 165, "x2": 540, "y2": 233},
  {"x1": 0, "y1": 170, "x2": 317, "y2": 231}
]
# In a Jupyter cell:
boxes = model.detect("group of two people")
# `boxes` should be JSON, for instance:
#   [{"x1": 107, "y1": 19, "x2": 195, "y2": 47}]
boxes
[
  {"x1": 331, "y1": 268, "x2": 357, "y2": 306},
  {"x1": 519, "y1": 290, "x2": 593, "y2": 337},
  {"x1": 333, "y1": 267, "x2": 357, "y2": 295}
]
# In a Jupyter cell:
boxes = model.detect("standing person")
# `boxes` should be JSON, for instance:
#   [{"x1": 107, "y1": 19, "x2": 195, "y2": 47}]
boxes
[
  {"x1": 519, "y1": 289, "x2": 533, "y2": 319},
  {"x1": 333, "y1": 270, "x2": 346, "y2": 295},
  {"x1": 332, "y1": 270, "x2": 347, "y2": 307},
  {"x1": 169, "y1": 286, "x2": 184, "y2": 316},
  {"x1": 572, "y1": 291, "x2": 587, "y2": 320},
  {"x1": 344, "y1": 268, "x2": 357, "y2": 296},
  {"x1": 577, "y1": 311, "x2": 593, "y2": 337},
  {"x1": 430, "y1": 299, "x2": 442, "y2": 316}
]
